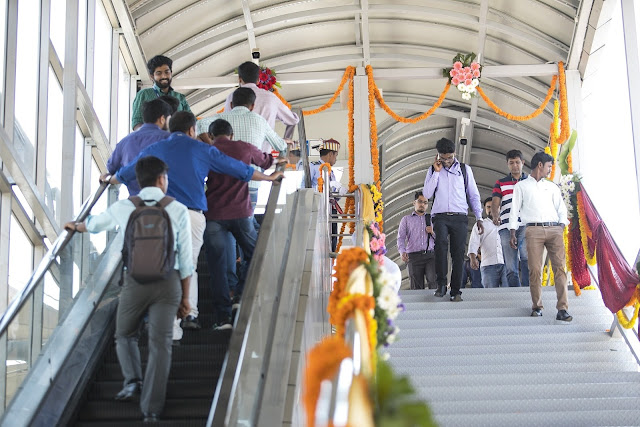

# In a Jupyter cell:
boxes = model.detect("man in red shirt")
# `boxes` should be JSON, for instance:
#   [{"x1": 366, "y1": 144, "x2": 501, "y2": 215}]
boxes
[{"x1": 204, "y1": 119, "x2": 283, "y2": 329}]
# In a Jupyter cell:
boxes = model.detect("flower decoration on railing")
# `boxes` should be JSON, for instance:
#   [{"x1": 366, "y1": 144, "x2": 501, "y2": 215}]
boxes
[
  {"x1": 366, "y1": 221, "x2": 386, "y2": 265},
  {"x1": 443, "y1": 52, "x2": 481, "y2": 100},
  {"x1": 368, "y1": 183, "x2": 384, "y2": 229},
  {"x1": 257, "y1": 66, "x2": 281, "y2": 92},
  {"x1": 559, "y1": 173, "x2": 579, "y2": 219}
]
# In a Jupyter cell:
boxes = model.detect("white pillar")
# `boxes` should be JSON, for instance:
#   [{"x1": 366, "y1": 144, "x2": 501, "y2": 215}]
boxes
[
  {"x1": 565, "y1": 69, "x2": 584, "y2": 173},
  {"x1": 353, "y1": 69, "x2": 374, "y2": 185}
]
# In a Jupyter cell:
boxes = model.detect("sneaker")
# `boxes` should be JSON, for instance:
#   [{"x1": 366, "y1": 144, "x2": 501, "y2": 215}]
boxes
[
  {"x1": 450, "y1": 294, "x2": 463, "y2": 302},
  {"x1": 556, "y1": 309, "x2": 573, "y2": 322},
  {"x1": 181, "y1": 315, "x2": 201, "y2": 330},
  {"x1": 212, "y1": 318, "x2": 233, "y2": 331},
  {"x1": 115, "y1": 381, "x2": 141, "y2": 401},
  {"x1": 531, "y1": 309, "x2": 542, "y2": 317}
]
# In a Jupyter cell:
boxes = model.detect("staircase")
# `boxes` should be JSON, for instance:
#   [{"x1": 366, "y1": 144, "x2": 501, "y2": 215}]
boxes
[
  {"x1": 71, "y1": 253, "x2": 228, "y2": 426},
  {"x1": 388, "y1": 287, "x2": 640, "y2": 427}
]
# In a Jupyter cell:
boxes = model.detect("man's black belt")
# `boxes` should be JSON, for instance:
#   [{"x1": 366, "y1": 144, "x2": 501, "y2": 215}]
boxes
[
  {"x1": 433, "y1": 212, "x2": 466, "y2": 216},
  {"x1": 527, "y1": 222, "x2": 560, "y2": 227},
  {"x1": 409, "y1": 249, "x2": 435, "y2": 255},
  {"x1": 188, "y1": 207, "x2": 203, "y2": 214}
]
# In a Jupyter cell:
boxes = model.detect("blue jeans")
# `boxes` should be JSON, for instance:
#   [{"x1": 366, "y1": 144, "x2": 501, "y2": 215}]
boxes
[
  {"x1": 499, "y1": 227, "x2": 529, "y2": 287},
  {"x1": 481, "y1": 264, "x2": 508, "y2": 288},
  {"x1": 204, "y1": 217, "x2": 257, "y2": 324},
  {"x1": 462, "y1": 259, "x2": 482, "y2": 288}
]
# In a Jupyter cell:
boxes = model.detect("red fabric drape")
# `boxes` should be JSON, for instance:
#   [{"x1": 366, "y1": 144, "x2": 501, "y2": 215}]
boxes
[{"x1": 580, "y1": 188, "x2": 639, "y2": 313}]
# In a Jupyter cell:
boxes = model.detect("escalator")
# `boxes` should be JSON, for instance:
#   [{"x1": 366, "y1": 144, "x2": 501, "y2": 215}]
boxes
[{"x1": 70, "y1": 254, "x2": 230, "y2": 426}]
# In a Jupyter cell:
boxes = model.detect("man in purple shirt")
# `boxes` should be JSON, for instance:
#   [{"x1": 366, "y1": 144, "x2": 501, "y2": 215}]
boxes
[
  {"x1": 423, "y1": 138, "x2": 483, "y2": 301},
  {"x1": 107, "y1": 99, "x2": 171, "y2": 195},
  {"x1": 398, "y1": 192, "x2": 436, "y2": 290}
]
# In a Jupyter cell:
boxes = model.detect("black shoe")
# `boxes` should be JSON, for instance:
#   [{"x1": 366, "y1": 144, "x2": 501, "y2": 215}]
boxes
[
  {"x1": 450, "y1": 294, "x2": 463, "y2": 302},
  {"x1": 556, "y1": 310, "x2": 573, "y2": 322},
  {"x1": 115, "y1": 381, "x2": 141, "y2": 401},
  {"x1": 434, "y1": 288, "x2": 446, "y2": 297},
  {"x1": 143, "y1": 413, "x2": 160, "y2": 423},
  {"x1": 181, "y1": 315, "x2": 201, "y2": 330},
  {"x1": 531, "y1": 309, "x2": 542, "y2": 317}
]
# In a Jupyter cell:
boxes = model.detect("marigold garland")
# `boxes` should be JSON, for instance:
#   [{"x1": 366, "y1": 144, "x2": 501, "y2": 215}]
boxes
[
  {"x1": 303, "y1": 335, "x2": 352, "y2": 427},
  {"x1": 216, "y1": 107, "x2": 224, "y2": 113},
  {"x1": 317, "y1": 163, "x2": 332, "y2": 193},
  {"x1": 549, "y1": 100, "x2": 560, "y2": 180},
  {"x1": 329, "y1": 247, "x2": 370, "y2": 322},
  {"x1": 542, "y1": 262, "x2": 555, "y2": 286},
  {"x1": 476, "y1": 75, "x2": 557, "y2": 121},
  {"x1": 365, "y1": 66, "x2": 382, "y2": 189},
  {"x1": 303, "y1": 67, "x2": 356, "y2": 116},
  {"x1": 331, "y1": 294, "x2": 378, "y2": 360},
  {"x1": 273, "y1": 88, "x2": 291, "y2": 109},
  {"x1": 616, "y1": 300, "x2": 640, "y2": 329},
  {"x1": 557, "y1": 62, "x2": 571, "y2": 143},
  {"x1": 576, "y1": 190, "x2": 596, "y2": 266},
  {"x1": 369, "y1": 70, "x2": 451, "y2": 123}
]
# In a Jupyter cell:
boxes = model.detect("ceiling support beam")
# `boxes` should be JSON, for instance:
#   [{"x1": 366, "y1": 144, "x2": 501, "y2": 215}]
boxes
[
  {"x1": 567, "y1": 0, "x2": 595, "y2": 70},
  {"x1": 359, "y1": 0, "x2": 371, "y2": 65},
  {"x1": 171, "y1": 63, "x2": 560, "y2": 89},
  {"x1": 240, "y1": 0, "x2": 258, "y2": 62},
  {"x1": 108, "y1": 0, "x2": 150, "y2": 82}
]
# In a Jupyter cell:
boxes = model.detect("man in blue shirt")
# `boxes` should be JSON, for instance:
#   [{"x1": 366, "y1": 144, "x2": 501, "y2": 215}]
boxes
[
  {"x1": 107, "y1": 99, "x2": 171, "y2": 195},
  {"x1": 107, "y1": 111, "x2": 283, "y2": 339},
  {"x1": 66, "y1": 156, "x2": 193, "y2": 422}
]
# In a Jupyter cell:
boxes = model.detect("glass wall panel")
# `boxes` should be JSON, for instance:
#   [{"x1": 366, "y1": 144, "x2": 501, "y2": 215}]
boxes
[
  {"x1": 77, "y1": 0, "x2": 87, "y2": 84},
  {"x1": 92, "y1": 3, "x2": 112, "y2": 137},
  {"x1": 116, "y1": 53, "x2": 131, "y2": 143},
  {"x1": 13, "y1": 0, "x2": 41, "y2": 176},
  {"x1": 50, "y1": 0, "x2": 66, "y2": 61},
  {"x1": 0, "y1": 0, "x2": 7, "y2": 122},
  {"x1": 45, "y1": 67, "x2": 63, "y2": 222},
  {"x1": 7, "y1": 215, "x2": 34, "y2": 303}
]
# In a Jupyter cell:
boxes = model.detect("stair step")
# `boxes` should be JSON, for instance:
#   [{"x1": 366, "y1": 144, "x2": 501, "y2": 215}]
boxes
[
  {"x1": 394, "y1": 312, "x2": 613, "y2": 326},
  {"x1": 400, "y1": 304, "x2": 612, "y2": 319},
  {"x1": 98, "y1": 361, "x2": 224, "y2": 381},
  {"x1": 75, "y1": 420, "x2": 207, "y2": 427},
  {"x1": 77, "y1": 398, "x2": 211, "y2": 421},
  {"x1": 390, "y1": 330, "x2": 616, "y2": 348},
  {"x1": 395, "y1": 322, "x2": 611, "y2": 337},
  {"x1": 418, "y1": 382, "x2": 640, "y2": 401},
  {"x1": 402, "y1": 298, "x2": 609, "y2": 311},
  {"x1": 398, "y1": 288, "x2": 603, "y2": 303},
  {"x1": 102, "y1": 343, "x2": 230, "y2": 363},
  {"x1": 391, "y1": 361, "x2": 639, "y2": 376},
  {"x1": 387, "y1": 340, "x2": 630, "y2": 357},
  {"x1": 427, "y1": 397, "x2": 640, "y2": 415},
  {"x1": 435, "y1": 409, "x2": 640, "y2": 427},
  {"x1": 88, "y1": 379, "x2": 217, "y2": 400},
  {"x1": 396, "y1": 371, "x2": 640, "y2": 388}
]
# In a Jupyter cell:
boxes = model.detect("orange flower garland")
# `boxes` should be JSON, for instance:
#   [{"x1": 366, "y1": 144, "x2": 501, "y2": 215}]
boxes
[
  {"x1": 317, "y1": 163, "x2": 332, "y2": 193},
  {"x1": 331, "y1": 294, "x2": 378, "y2": 358},
  {"x1": 557, "y1": 62, "x2": 571, "y2": 143},
  {"x1": 549, "y1": 100, "x2": 560, "y2": 180},
  {"x1": 303, "y1": 335, "x2": 352, "y2": 427},
  {"x1": 273, "y1": 88, "x2": 292, "y2": 109},
  {"x1": 216, "y1": 107, "x2": 224, "y2": 113},
  {"x1": 302, "y1": 67, "x2": 356, "y2": 116},
  {"x1": 476, "y1": 75, "x2": 557, "y2": 121},
  {"x1": 329, "y1": 247, "x2": 370, "y2": 322},
  {"x1": 369, "y1": 71, "x2": 451, "y2": 124}
]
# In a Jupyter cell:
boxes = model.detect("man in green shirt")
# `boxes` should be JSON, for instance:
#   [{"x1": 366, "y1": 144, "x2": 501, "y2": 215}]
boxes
[{"x1": 131, "y1": 55, "x2": 191, "y2": 130}]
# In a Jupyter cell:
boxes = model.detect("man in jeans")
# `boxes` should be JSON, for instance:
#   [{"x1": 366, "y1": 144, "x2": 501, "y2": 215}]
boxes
[
  {"x1": 397, "y1": 192, "x2": 436, "y2": 290},
  {"x1": 468, "y1": 197, "x2": 508, "y2": 288},
  {"x1": 65, "y1": 157, "x2": 193, "y2": 422},
  {"x1": 204, "y1": 119, "x2": 283, "y2": 330},
  {"x1": 492, "y1": 149, "x2": 529, "y2": 286}
]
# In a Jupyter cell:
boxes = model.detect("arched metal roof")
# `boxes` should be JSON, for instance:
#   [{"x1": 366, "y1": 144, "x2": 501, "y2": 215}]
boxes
[{"x1": 122, "y1": 0, "x2": 602, "y2": 279}]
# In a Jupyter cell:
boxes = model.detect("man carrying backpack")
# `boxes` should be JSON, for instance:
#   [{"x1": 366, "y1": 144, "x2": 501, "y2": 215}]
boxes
[
  {"x1": 423, "y1": 137, "x2": 483, "y2": 301},
  {"x1": 65, "y1": 156, "x2": 193, "y2": 423}
]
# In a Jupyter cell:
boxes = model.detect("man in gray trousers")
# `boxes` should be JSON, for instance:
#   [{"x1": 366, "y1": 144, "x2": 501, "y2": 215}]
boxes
[{"x1": 65, "y1": 156, "x2": 193, "y2": 422}]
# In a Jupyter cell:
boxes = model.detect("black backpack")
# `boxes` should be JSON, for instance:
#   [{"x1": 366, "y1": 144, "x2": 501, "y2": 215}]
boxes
[{"x1": 121, "y1": 196, "x2": 176, "y2": 284}]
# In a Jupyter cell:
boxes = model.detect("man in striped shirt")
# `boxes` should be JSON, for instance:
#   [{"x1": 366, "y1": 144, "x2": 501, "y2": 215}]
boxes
[
  {"x1": 491, "y1": 149, "x2": 529, "y2": 287},
  {"x1": 397, "y1": 192, "x2": 436, "y2": 290}
]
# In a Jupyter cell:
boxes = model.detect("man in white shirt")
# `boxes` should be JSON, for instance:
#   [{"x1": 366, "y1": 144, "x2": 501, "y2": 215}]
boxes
[
  {"x1": 468, "y1": 197, "x2": 507, "y2": 288},
  {"x1": 224, "y1": 61, "x2": 299, "y2": 130},
  {"x1": 509, "y1": 152, "x2": 572, "y2": 321}
]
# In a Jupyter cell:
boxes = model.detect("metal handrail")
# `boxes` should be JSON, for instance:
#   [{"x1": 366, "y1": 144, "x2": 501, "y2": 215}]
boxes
[
  {"x1": 0, "y1": 179, "x2": 111, "y2": 335},
  {"x1": 208, "y1": 154, "x2": 287, "y2": 426}
]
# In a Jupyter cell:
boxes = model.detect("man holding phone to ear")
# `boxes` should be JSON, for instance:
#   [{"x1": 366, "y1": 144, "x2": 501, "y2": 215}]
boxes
[{"x1": 423, "y1": 137, "x2": 483, "y2": 301}]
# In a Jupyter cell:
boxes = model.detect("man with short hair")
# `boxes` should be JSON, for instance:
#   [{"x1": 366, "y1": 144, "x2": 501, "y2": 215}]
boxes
[
  {"x1": 107, "y1": 112, "x2": 284, "y2": 338},
  {"x1": 509, "y1": 152, "x2": 572, "y2": 321},
  {"x1": 131, "y1": 55, "x2": 191, "y2": 130},
  {"x1": 423, "y1": 137, "x2": 483, "y2": 301},
  {"x1": 204, "y1": 119, "x2": 278, "y2": 330},
  {"x1": 397, "y1": 192, "x2": 436, "y2": 290},
  {"x1": 224, "y1": 61, "x2": 299, "y2": 130},
  {"x1": 65, "y1": 156, "x2": 193, "y2": 423},
  {"x1": 468, "y1": 197, "x2": 508, "y2": 288},
  {"x1": 492, "y1": 149, "x2": 529, "y2": 287},
  {"x1": 107, "y1": 99, "x2": 171, "y2": 195},
  {"x1": 197, "y1": 88, "x2": 290, "y2": 209}
]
